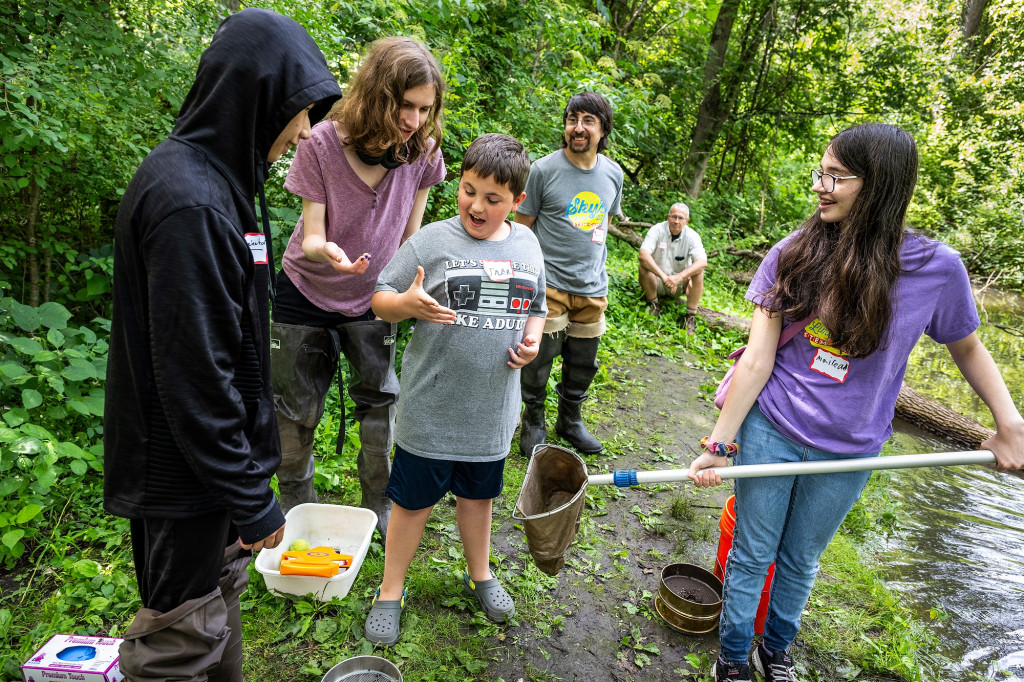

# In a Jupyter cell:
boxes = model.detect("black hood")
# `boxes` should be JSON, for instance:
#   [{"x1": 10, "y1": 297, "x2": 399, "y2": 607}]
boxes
[{"x1": 171, "y1": 8, "x2": 341, "y2": 197}]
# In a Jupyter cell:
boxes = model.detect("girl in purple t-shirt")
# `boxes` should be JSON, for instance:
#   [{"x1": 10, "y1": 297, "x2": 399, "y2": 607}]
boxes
[
  {"x1": 270, "y1": 37, "x2": 447, "y2": 542},
  {"x1": 688, "y1": 123, "x2": 1024, "y2": 682}
]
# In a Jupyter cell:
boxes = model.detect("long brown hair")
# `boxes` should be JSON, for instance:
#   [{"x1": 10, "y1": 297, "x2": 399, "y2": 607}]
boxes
[
  {"x1": 763, "y1": 123, "x2": 919, "y2": 357},
  {"x1": 328, "y1": 36, "x2": 444, "y2": 164}
]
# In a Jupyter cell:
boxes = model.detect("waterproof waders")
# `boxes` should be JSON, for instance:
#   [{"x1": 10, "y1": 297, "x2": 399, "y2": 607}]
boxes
[
  {"x1": 270, "y1": 323, "x2": 335, "y2": 512},
  {"x1": 555, "y1": 335, "x2": 603, "y2": 454},
  {"x1": 271, "y1": 320, "x2": 399, "y2": 540},
  {"x1": 120, "y1": 520, "x2": 250, "y2": 682},
  {"x1": 518, "y1": 333, "x2": 564, "y2": 456}
]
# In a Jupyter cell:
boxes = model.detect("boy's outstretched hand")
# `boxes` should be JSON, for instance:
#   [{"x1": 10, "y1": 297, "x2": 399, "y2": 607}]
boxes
[
  {"x1": 404, "y1": 266, "x2": 456, "y2": 324},
  {"x1": 508, "y1": 333, "x2": 539, "y2": 369}
]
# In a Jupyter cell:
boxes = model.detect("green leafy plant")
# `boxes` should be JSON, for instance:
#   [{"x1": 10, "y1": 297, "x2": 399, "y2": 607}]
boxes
[{"x1": 0, "y1": 297, "x2": 107, "y2": 568}]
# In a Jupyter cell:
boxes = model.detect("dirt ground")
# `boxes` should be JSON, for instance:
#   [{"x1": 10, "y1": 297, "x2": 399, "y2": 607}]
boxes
[{"x1": 486, "y1": 351, "x2": 734, "y2": 682}]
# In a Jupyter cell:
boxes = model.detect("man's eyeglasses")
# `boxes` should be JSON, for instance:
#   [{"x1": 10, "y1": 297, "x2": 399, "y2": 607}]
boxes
[
  {"x1": 566, "y1": 115, "x2": 600, "y2": 129},
  {"x1": 811, "y1": 169, "x2": 858, "y2": 192}
]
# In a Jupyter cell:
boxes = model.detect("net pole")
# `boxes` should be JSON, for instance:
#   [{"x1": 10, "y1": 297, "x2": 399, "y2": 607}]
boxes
[{"x1": 587, "y1": 450, "x2": 996, "y2": 487}]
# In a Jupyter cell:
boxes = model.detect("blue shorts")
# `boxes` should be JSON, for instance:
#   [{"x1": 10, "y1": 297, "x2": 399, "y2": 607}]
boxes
[{"x1": 385, "y1": 444, "x2": 506, "y2": 510}]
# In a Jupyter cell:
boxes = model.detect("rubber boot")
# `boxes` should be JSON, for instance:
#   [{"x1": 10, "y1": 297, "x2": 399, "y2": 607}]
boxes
[
  {"x1": 270, "y1": 322, "x2": 337, "y2": 514},
  {"x1": 555, "y1": 336, "x2": 603, "y2": 454},
  {"x1": 207, "y1": 544, "x2": 251, "y2": 682},
  {"x1": 338, "y1": 320, "x2": 400, "y2": 543},
  {"x1": 518, "y1": 332, "x2": 563, "y2": 457},
  {"x1": 118, "y1": 589, "x2": 230, "y2": 681}
]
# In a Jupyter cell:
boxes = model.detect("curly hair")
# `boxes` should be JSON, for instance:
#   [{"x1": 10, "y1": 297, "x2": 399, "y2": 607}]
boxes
[
  {"x1": 328, "y1": 36, "x2": 444, "y2": 164},
  {"x1": 762, "y1": 123, "x2": 919, "y2": 357}
]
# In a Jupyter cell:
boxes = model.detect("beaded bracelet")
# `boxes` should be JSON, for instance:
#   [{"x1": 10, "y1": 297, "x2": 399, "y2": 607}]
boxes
[{"x1": 700, "y1": 436, "x2": 738, "y2": 458}]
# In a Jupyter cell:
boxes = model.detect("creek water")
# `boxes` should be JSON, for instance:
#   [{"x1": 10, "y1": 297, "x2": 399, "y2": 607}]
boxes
[{"x1": 881, "y1": 287, "x2": 1024, "y2": 680}]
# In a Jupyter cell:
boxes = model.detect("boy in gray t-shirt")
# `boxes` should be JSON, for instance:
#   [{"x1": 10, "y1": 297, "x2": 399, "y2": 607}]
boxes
[{"x1": 364, "y1": 134, "x2": 547, "y2": 645}]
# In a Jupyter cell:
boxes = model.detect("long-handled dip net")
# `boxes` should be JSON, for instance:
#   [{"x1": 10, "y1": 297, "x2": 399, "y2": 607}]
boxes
[
  {"x1": 512, "y1": 444, "x2": 589, "y2": 576},
  {"x1": 514, "y1": 447, "x2": 996, "y2": 575}
]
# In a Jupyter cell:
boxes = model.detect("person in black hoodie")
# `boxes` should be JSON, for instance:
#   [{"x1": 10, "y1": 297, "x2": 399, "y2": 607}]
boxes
[{"x1": 103, "y1": 9, "x2": 340, "y2": 681}]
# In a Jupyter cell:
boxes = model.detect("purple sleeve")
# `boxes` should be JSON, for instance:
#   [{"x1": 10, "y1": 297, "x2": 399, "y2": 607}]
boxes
[
  {"x1": 419, "y1": 144, "x2": 447, "y2": 190},
  {"x1": 925, "y1": 254, "x2": 980, "y2": 344},
  {"x1": 746, "y1": 243, "x2": 781, "y2": 308},
  {"x1": 283, "y1": 135, "x2": 327, "y2": 204}
]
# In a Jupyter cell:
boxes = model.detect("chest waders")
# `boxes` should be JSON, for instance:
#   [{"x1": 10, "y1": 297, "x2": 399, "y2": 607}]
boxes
[
  {"x1": 119, "y1": 524, "x2": 250, "y2": 682},
  {"x1": 518, "y1": 331, "x2": 564, "y2": 456},
  {"x1": 554, "y1": 335, "x2": 603, "y2": 453},
  {"x1": 270, "y1": 320, "x2": 399, "y2": 540},
  {"x1": 519, "y1": 332, "x2": 603, "y2": 455}
]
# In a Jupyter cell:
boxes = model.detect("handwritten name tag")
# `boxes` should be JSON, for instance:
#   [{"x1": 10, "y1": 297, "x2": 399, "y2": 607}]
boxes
[
  {"x1": 482, "y1": 260, "x2": 513, "y2": 282},
  {"x1": 810, "y1": 348, "x2": 848, "y2": 383},
  {"x1": 245, "y1": 233, "x2": 268, "y2": 265}
]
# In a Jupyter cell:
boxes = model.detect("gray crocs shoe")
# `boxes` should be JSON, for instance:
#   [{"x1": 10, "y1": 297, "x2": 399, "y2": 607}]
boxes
[
  {"x1": 463, "y1": 571, "x2": 515, "y2": 623},
  {"x1": 364, "y1": 588, "x2": 406, "y2": 645}
]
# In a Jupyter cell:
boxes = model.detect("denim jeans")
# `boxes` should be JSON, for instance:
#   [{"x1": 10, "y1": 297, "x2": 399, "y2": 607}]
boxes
[{"x1": 719, "y1": 404, "x2": 876, "y2": 663}]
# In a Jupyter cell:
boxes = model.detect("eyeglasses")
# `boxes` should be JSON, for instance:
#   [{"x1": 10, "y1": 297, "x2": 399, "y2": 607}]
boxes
[
  {"x1": 565, "y1": 114, "x2": 600, "y2": 129},
  {"x1": 811, "y1": 169, "x2": 859, "y2": 192}
]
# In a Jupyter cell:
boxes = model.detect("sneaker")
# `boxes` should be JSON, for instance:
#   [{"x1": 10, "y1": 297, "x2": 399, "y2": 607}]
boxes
[
  {"x1": 712, "y1": 655, "x2": 752, "y2": 682},
  {"x1": 685, "y1": 312, "x2": 697, "y2": 335},
  {"x1": 646, "y1": 299, "x2": 661, "y2": 317},
  {"x1": 752, "y1": 642, "x2": 797, "y2": 681}
]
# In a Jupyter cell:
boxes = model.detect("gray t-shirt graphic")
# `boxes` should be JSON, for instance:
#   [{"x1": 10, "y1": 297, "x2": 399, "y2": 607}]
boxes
[
  {"x1": 376, "y1": 216, "x2": 547, "y2": 461},
  {"x1": 518, "y1": 150, "x2": 624, "y2": 297}
]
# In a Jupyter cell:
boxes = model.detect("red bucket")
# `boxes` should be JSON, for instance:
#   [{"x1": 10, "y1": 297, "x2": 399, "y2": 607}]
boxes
[{"x1": 714, "y1": 495, "x2": 774, "y2": 634}]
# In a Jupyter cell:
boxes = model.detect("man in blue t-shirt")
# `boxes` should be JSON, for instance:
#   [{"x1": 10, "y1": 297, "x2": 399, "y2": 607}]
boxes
[{"x1": 514, "y1": 92, "x2": 625, "y2": 455}]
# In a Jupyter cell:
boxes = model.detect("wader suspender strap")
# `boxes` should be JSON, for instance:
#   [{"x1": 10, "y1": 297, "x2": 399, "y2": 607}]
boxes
[{"x1": 256, "y1": 162, "x2": 277, "y2": 301}]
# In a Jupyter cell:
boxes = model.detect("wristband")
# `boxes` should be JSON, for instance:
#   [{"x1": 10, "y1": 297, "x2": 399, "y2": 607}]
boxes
[{"x1": 700, "y1": 436, "x2": 738, "y2": 458}]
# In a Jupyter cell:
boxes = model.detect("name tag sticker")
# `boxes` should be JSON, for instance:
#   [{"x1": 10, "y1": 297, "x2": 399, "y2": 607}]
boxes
[
  {"x1": 245, "y1": 233, "x2": 268, "y2": 265},
  {"x1": 810, "y1": 348, "x2": 849, "y2": 383},
  {"x1": 591, "y1": 227, "x2": 606, "y2": 244},
  {"x1": 657, "y1": 240, "x2": 668, "y2": 250},
  {"x1": 482, "y1": 259, "x2": 513, "y2": 282}
]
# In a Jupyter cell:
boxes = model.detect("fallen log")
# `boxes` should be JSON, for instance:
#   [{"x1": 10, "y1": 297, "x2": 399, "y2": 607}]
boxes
[
  {"x1": 728, "y1": 271, "x2": 754, "y2": 285},
  {"x1": 695, "y1": 306, "x2": 749, "y2": 334},
  {"x1": 609, "y1": 221, "x2": 645, "y2": 249},
  {"x1": 695, "y1": 309, "x2": 994, "y2": 448},
  {"x1": 894, "y1": 383, "x2": 994, "y2": 448}
]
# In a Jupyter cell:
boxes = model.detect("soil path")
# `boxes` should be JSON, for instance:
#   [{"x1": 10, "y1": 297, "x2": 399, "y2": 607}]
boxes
[{"x1": 488, "y1": 351, "x2": 733, "y2": 681}]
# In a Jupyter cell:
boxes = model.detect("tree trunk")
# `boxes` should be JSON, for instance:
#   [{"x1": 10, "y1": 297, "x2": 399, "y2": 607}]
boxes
[
  {"x1": 679, "y1": 0, "x2": 741, "y2": 198},
  {"x1": 23, "y1": 180, "x2": 42, "y2": 307},
  {"x1": 963, "y1": 0, "x2": 987, "y2": 45}
]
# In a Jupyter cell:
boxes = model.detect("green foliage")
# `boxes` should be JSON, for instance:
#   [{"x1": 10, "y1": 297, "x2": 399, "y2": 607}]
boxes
[
  {"x1": 0, "y1": 1, "x2": 222, "y2": 312},
  {"x1": 0, "y1": 298, "x2": 108, "y2": 568},
  {"x1": 0, "y1": 298, "x2": 131, "y2": 678}
]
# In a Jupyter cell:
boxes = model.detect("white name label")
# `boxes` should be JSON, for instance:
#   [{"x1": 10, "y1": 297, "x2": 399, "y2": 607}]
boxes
[
  {"x1": 482, "y1": 260, "x2": 513, "y2": 282},
  {"x1": 810, "y1": 348, "x2": 849, "y2": 383},
  {"x1": 245, "y1": 233, "x2": 268, "y2": 264}
]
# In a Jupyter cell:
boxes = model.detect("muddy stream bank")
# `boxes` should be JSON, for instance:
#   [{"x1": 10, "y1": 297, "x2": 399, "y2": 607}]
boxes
[{"x1": 486, "y1": 352, "x2": 897, "y2": 682}]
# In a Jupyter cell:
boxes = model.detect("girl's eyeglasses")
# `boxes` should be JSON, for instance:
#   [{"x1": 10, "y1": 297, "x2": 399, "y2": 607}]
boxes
[{"x1": 811, "y1": 169, "x2": 859, "y2": 192}]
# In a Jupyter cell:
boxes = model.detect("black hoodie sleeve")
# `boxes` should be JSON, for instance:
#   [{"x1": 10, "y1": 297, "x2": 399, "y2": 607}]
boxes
[{"x1": 143, "y1": 204, "x2": 284, "y2": 543}]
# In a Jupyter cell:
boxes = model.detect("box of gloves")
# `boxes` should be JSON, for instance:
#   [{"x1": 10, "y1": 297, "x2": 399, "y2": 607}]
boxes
[{"x1": 22, "y1": 634, "x2": 123, "y2": 682}]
